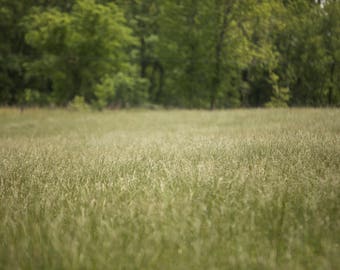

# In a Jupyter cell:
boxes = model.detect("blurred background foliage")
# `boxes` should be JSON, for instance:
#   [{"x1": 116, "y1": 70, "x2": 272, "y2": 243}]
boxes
[{"x1": 0, "y1": 0, "x2": 339, "y2": 109}]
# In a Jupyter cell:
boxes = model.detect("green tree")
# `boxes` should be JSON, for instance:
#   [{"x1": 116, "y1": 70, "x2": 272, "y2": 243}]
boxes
[
  {"x1": 24, "y1": 0, "x2": 136, "y2": 106},
  {"x1": 236, "y1": 0, "x2": 289, "y2": 107},
  {"x1": 159, "y1": 0, "x2": 209, "y2": 107},
  {"x1": 158, "y1": 0, "x2": 242, "y2": 108},
  {"x1": 117, "y1": 0, "x2": 163, "y2": 104},
  {"x1": 0, "y1": 0, "x2": 34, "y2": 105},
  {"x1": 277, "y1": 0, "x2": 340, "y2": 106},
  {"x1": 322, "y1": 0, "x2": 340, "y2": 105},
  {"x1": 0, "y1": 0, "x2": 78, "y2": 105},
  {"x1": 1, "y1": 0, "x2": 338, "y2": 108}
]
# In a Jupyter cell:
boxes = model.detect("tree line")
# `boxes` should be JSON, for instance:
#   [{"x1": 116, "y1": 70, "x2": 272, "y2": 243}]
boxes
[{"x1": 0, "y1": 0, "x2": 339, "y2": 109}]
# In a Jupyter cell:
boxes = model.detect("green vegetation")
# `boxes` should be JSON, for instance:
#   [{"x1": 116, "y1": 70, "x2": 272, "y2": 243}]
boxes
[
  {"x1": 1, "y1": 109, "x2": 339, "y2": 269},
  {"x1": 1, "y1": 0, "x2": 340, "y2": 108}
]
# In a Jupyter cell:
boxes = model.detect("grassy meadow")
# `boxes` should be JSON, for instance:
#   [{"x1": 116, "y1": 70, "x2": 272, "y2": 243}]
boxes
[{"x1": 0, "y1": 108, "x2": 339, "y2": 270}]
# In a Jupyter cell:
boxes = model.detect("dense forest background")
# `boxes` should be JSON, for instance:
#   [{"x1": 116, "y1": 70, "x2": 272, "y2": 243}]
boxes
[{"x1": 0, "y1": 0, "x2": 339, "y2": 109}]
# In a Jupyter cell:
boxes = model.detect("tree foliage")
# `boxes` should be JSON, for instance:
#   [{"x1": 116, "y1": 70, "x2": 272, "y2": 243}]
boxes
[{"x1": 0, "y1": 0, "x2": 339, "y2": 108}]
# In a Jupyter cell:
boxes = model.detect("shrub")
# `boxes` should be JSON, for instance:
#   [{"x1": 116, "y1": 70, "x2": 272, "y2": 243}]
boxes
[{"x1": 68, "y1": 95, "x2": 90, "y2": 111}]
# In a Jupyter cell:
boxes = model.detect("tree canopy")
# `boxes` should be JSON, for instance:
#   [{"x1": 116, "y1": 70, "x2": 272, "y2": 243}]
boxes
[{"x1": 1, "y1": 0, "x2": 339, "y2": 108}]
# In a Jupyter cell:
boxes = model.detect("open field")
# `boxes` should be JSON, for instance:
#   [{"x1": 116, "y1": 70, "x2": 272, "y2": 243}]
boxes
[{"x1": 0, "y1": 108, "x2": 339, "y2": 270}]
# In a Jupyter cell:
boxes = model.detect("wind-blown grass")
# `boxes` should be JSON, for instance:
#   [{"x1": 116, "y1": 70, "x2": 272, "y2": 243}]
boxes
[{"x1": 0, "y1": 108, "x2": 339, "y2": 270}]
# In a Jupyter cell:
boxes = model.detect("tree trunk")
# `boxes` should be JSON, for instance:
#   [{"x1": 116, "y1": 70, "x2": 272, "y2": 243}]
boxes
[
  {"x1": 328, "y1": 62, "x2": 335, "y2": 106},
  {"x1": 210, "y1": 0, "x2": 231, "y2": 110},
  {"x1": 210, "y1": 95, "x2": 216, "y2": 110},
  {"x1": 140, "y1": 37, "x2": 147, "y2": 78},
  {"x1": 154, "y1": 61, "x2": 164, "y2": 103}
]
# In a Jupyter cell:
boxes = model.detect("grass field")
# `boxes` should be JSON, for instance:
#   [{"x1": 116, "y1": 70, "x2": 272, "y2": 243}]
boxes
[{"x1": 0, "y1": 108, "x2": 339, "y2": 270}]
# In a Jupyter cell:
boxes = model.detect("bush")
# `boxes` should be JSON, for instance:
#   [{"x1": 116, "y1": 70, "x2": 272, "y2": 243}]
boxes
[
  {"x1": 265, "y1": 73, "x2": 290, "y2": 108},
  {"x1": 68, "y1": 96, "x2": 90, "y2": 111},
  {"x1": 94, "y1": 73, "x2": 149, "y2": 109},
  {"x1": 94, "y1": 76, "x2": 116, "y2": 110},
  {"x1": 18, "y1": 88, "x2": 47, "y2": 109}
]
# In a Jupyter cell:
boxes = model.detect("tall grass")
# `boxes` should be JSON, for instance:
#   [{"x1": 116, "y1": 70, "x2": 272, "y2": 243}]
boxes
[{"x1": 0, "y1": 108, "x2": 339, "y2": 270}]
